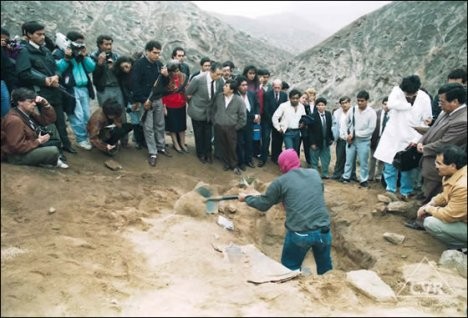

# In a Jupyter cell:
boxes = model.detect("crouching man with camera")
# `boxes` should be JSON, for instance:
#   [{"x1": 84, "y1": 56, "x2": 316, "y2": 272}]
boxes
[
  {"x1": 1, "y1": 88, "x2": 68, "y2": 168},
  {"x1": 87, "y1": 97, "x2": 133, "y2": 156}
]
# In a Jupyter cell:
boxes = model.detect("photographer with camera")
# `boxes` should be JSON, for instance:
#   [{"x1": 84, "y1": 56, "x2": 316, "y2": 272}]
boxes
[
  {"x1": 54, "y1": 31, "x2": 96, "y2": 151},
  {"x1": 87, "y1": 97, "x2": 133, "y2": 156},
  {"x1": 1, "y1": 88, "x2": 68, "y2": 168},
  {"x1": 90, "y1": 35, "x2": 128, "y2": 147}
]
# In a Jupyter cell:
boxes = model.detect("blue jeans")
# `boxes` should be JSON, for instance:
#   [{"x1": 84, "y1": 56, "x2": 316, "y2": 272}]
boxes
[
  {"x1": 383, "y1": 163, "x2": 415, "y2": 195},
  {"x1": 343, "y1": 139, "x2": 371, "y2": 182},
  {"x1": 69, "y1": 87, "x2": 91, "y2": 143},
  {"x1": 281, "y1": 228, "x2": 333, "y2": 275},
  {"x1": 1, "y1": 80, "x2": 10, "y2": 117},
  {"x1": 283, "y1": 129, "x2": 301, "y2": 155}
]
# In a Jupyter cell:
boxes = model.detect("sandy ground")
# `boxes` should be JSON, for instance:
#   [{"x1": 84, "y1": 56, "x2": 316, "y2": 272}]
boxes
[{"x1": 1, "y1": 128, "x2": 466, "y2": 317}]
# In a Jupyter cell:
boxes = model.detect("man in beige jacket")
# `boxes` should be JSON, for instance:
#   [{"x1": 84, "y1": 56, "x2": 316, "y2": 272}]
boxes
[{"x1": 417, "y1": 144, "x2": 467, "y2": 249}]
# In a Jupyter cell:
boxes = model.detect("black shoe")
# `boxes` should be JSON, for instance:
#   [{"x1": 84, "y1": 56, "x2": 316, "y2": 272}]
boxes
[
  {"x1": 63, "y1": 145, "x2": 77, "y2": 154},
  {"x1": 198, "y1": 156, "x2": 207, "y2": 164},
  {"x1": 331, "y1": 175, "x2": 340, "y2": 180},
  {"x1": 148, "y1": 155, "x2": 157, "y2": 167},
  {"x1": 404, "y1": 220, "x2": 425, "y2": 231},
  {"x1": 223, "y1": 164, "x2": 230, "y2": 171},
  {"x1": 257, "y1": 160, "x2": 266, "y2": 167},
  {"x1": 233, "y1": 167, "x2": 242, "y2": 175},
  {"x1": 341, "y1": 178, "x2": 351, "y2": 184},
  {"x1": 359, "y1": 181, "x2": 369, "y2": 188},
  {"x1": 239, "y1": 164, "x2": 246, "y2": 171},
  {"x1": 322, "y1": 176, "x2": 330, "y2": 180},
  {"x1": 206, "y1": 154, "x2": 213, "y2": 164},
  {"x1": 247, "y1": 161, "x2": 255, "y2": 168}
]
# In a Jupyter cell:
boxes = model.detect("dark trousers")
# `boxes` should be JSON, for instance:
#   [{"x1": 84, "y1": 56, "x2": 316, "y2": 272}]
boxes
[
  {"x1": 332, "y1": 139, "x2": 347, "y2": 178},
  {"x1": 192, "y1": 119, "x2": 212, "y2": 159},
  {"x1": 237, "y1": 123, "x2": 254, "y2": 166},
  {"x1": 41, "y1": 90, "x2": 72, "y2": 149},
  {"x1": 301, "y1": 136, "x2": 311, "y2": 165},
  {"x1": 260, "y1": 121, "x2": 272, "y2": 162},
  {"x1": 271, "y1": 128, "x2": 284, "y2": 164},
  {"x1": 214, "y1": 124, "x2": 238, "y2": 169}
]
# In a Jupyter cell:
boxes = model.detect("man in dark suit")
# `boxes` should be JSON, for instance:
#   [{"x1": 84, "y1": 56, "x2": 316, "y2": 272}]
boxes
[
  {"x1": 236, "y1": 75, "x2": 260, "y2": 170},
  {"x1": 258, "y1": 79, "x2": 288, "y2": 166},
  {"x1": 16, "y1": 21, "x2": 75, "y2": 154},
  {"x1": 309, "y1": 97, "x2": 334, "y2": 178},
  {"x1": 417, "y1": 82, "x2": 467, "y2": 203},
  {"x1": 369, "y1": 97, "x2": 389, "y2": 181},
  {"x1": 185, "y1": 62, "x2": 223, "y2": 164}
]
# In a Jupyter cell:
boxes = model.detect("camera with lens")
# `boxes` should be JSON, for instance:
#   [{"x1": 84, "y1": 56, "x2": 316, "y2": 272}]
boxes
[
  {"x1": 37, "y1": 126, "x2": 53, "y2": 136},
  {"x1": 105, "y1": 52, "x2": 113, "y2": 63}
]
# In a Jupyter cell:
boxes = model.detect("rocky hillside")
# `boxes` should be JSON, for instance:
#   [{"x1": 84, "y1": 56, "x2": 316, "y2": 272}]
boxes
[
  {"x1": 0, "y1": 1, "x2": 292, "y2": 73},
  {"x1": 1, "y1": 1, "x2": 466, "y2": 108},
  {"x1": 276, "y1": 1, "x2": 467, "y2": 107},
  {"x1": 217, "y1": 13, "x2": 326, "y2": 54}
]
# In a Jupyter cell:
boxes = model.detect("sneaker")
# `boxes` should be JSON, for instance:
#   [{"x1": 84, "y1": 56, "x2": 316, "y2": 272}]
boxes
[
  {"x1": 77, "y1": 140, "x2": 92, "y2": 151},
  {"x1": 56, "y1": 158, "x2": 69, "y2": 169}
]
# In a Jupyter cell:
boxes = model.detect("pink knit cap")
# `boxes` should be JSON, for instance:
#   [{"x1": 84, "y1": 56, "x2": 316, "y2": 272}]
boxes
[{"x1": 278, "y1": 149, "x2": 300, "y2": 173}]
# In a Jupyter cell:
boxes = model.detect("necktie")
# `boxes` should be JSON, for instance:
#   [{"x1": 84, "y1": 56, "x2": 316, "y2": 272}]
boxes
[
  {"x1": 275, "y1": 92, "x2": 279, "y2": 102},
  {"x1": 210, "y1": 80, "x2": 215, "y2": 99},
  {"x1": 382, "y1": 112, "x2": 389, "y2": 134},
  {"x1": 321, "y1": 114, "x2": 326, "y2": 136}
]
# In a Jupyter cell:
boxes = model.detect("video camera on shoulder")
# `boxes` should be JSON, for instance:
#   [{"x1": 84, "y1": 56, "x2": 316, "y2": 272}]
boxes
[{"x1": 55, "y1": 32, "x2": 85, "y2": 58}]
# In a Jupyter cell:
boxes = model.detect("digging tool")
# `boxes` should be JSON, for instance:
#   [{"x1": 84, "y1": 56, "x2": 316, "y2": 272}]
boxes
[
  {"x1": 194, "y1": 186, "x2": 239, "y2": 214},
  {"x1": 204, "y1": 195, "x2": 239, "y2": 214},
  {"x1": 204, "y1": 195, "x2": 238, "y2": 202}
]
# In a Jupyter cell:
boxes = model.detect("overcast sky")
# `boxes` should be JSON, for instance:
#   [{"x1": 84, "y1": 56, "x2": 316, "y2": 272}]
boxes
[{"x1": 192, "y1": 1, "x2": 392, "y2": 33}]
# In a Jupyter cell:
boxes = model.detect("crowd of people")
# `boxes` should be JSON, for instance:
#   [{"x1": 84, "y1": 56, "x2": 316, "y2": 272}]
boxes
[{"x1": 1, "y1": 21, "x2": 466, "y2": 269}]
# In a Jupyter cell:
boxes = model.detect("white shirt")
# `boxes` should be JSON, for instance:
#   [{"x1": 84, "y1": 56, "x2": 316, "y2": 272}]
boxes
[
  {"x1": 224, "y1": 94, "x2": 233, "y2": 108},
  {"x1": 206, "y1": 73, "x2": 215, "y2": 99},
  {"x1": 272, "y1": 101, "x2": 306, "y2": 132},
  {"x1": 241, "y1": 94, "x2": 251, "y2": 112}
]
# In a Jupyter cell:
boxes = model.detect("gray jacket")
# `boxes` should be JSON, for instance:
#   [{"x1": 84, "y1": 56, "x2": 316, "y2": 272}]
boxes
[
  {"x1": 212, "y1": 94, "x2": 246, "y2": 130},
  {"x1": 186, "y1": 73, "x2": 223, "y2": 121}
]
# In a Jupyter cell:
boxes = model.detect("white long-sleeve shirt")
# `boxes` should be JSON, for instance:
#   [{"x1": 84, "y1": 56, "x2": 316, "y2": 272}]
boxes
[{"x1": 272, "y1": 101, "x2": 305, "y2": 132}]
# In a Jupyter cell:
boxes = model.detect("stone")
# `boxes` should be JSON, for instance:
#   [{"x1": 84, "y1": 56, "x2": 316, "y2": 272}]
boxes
[
  {"x1": 383, "y1": 232, "x2": 405, "y2": 245},
  {"x1": 439, "y1": 250, "x2": 467, "y2": 278},
  {"x1": 387, "y1": 201, "x2": 412, "y2": 214},
  {"x1": 48, "y1": 207, "x2": 56, "y2": 214},
  {"x1": 377, "y1": 194, "x2": 392, "y2": 203},
  {"x1": 346, "y1": 270, "x2": 397, "y2": 302},
  {"x1": 104, "y1": 159, "x2": 122, "y2": 171}
]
